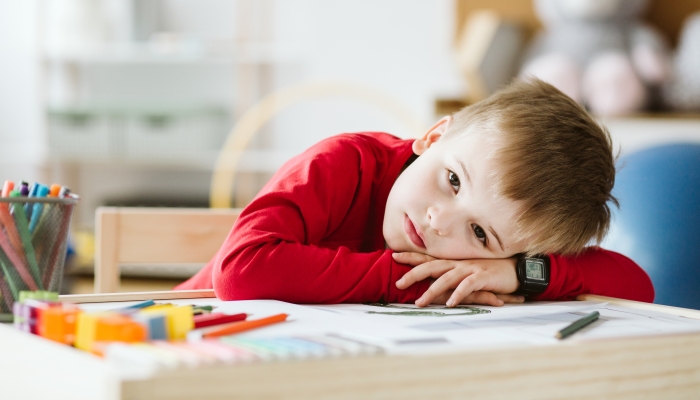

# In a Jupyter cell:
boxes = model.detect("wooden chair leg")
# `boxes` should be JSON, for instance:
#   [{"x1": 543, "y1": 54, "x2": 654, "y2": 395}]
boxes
[{"x1": 94, "y1": 207, "x2": 120, "y2": 293}]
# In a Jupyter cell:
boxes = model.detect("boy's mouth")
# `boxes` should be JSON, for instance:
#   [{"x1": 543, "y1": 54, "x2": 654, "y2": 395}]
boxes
[{"x1": 404, "y1": 214, "x2": 426, "y2": 249}]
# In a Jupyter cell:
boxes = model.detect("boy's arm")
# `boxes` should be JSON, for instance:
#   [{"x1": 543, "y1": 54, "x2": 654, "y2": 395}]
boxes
[
  {"x1": 535, "y1": 247, "x2": 655, "y2": 302},
  {"x1": 396, "y1": 246, "x2": 654, "y2": 305},
  {"x1": 212, "y1": 135, "x2": 432, "y2": 304}
]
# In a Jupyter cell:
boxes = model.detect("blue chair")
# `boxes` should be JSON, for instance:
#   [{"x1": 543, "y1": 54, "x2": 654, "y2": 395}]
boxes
[{"x1": 603, "y1": 143, "x2": 700, "y2": 309}]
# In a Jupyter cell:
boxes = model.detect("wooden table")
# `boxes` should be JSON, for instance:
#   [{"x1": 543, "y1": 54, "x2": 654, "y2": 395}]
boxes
[{"x1": 2, "y1": 290, "x2": 700, "y2": 400}]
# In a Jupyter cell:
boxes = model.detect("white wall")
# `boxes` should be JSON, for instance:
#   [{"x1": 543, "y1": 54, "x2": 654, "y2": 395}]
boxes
[
  {"x1": 0, "y1": 0, "x2": 466, "y2": 227},
  {"x1": 267, "y1": 0, "x2": 464, "y2": 153},
  {"x1": 0, "y1": 0, "x2": 46, "y2": 181}
]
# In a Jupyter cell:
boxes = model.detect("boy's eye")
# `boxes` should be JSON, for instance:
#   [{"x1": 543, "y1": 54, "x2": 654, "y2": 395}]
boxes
[
  {"x1": 447, "y1": 170, "x2": 460, "y2": 192},
  {"x1": 472, "y1": 224, "x2": 487, "y2": 246}
]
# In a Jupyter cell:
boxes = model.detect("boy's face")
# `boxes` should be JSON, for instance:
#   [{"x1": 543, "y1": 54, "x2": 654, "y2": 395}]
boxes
[{"x1": 383, "y1": 117, "x2": 527, "y2": 259}]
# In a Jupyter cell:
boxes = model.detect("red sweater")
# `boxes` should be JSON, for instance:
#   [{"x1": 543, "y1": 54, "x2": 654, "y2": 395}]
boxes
[{"x1": 176, "y1": 132, "x2": 654, "y2": 303}]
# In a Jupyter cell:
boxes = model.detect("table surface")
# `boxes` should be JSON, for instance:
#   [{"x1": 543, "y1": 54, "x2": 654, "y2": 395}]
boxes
[{"x1": 3, "y1": 290, "x2": 700, "y2": 400}]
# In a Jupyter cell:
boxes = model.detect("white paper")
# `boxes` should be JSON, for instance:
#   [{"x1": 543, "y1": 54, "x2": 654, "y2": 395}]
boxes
[{"x1": 80, "y1": 299, "x2": 700, "y2": 354}]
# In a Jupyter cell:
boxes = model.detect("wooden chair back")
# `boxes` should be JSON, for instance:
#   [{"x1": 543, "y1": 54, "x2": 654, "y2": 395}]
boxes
[{"x1": 94, "y1": 207, "x2": 241, "y2": 293}]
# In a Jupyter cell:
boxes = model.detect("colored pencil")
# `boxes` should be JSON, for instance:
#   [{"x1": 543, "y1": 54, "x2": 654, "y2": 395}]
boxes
[
  {"x1": 202, "y1": 313, "x2": 288, "y2": 339},
  {"x1": 555, "y1": 311, "x2": 600, "y2": 339},
  {"x1": 9, "y1": 201, "x2": 43, "y2": 289},
  {"x1": 194, "y1": 312, "x2": 247, "y2": 329},
  {"x1": 0, "y1": 225, "x2": 38, "y2": 291},
  {"x1": 0, "y1": 207, "x2": 28, "y2": 265},
  {"x1": 43, "y1": 202, "x2": 74, "y2": 289}
]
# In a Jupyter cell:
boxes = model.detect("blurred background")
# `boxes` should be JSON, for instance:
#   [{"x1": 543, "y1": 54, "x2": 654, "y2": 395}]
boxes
[{"x1": 2, "y1": 0, "x2": 700, "y2": 304}]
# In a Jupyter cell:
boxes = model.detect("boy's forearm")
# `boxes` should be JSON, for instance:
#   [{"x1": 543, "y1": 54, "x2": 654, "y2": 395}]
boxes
[
  {"x1": 534, "y1": 247, "x2": 654, "y2": 302},
  {"x1": 212, "y1": 242, "x2": 431, "y2": 304}
]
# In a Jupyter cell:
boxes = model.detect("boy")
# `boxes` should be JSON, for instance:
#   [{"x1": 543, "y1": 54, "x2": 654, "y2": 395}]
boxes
[{"x1": 176, "y1": 79, "x2": 654, "y2": 306}]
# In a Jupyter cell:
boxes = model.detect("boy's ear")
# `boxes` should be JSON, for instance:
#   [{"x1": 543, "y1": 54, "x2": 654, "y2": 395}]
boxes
[{"x1": 412, "y1": 116, "x2": 452, "y2": 155}]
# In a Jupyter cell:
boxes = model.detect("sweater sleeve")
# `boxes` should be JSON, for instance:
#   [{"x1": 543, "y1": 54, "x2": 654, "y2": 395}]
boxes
[
  {"x1": 212, "y1": 136, "x2": 430, "y2": 304},
  {"x1": 534, "y1": 247, "x2": 655, "y2": 302}
]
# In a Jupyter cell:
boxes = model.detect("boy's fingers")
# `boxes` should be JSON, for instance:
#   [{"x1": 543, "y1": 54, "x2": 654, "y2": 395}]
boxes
[
  {"x1": 461, "y1": 291, "x2": 505, "y2": 307},
  {"x1": 434, "y1": 291, "x2": 504, "y2": 307},
  {"x1": 415, "y1": 270, "x2": 461, "y2": 307},
  {"x1": 446, "y1": 275, "x2": 484, "y2": 307},
  {"x1": 396, "y1": 261, "x2": 454, "y2": 290},
  {"x1": 392, "y1": 252, "x2": 435, "y2": 266},
  {"x1": 495, "y1": 294, "x2": 526, "y2": 304}
]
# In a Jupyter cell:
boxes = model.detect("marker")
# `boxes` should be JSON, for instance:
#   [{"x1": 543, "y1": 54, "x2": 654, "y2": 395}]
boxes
[
  {"x1": 24, "y1": 182, "x2": 39, "y2": 219},
  {"x1": 2, "y1": 181, "x2": 14, "y2": 198},
  {"x1": 28, "y1": 184, "x2": 49, "y2": 233},
  {"x1": 58, "y1": 186, "x2": 71, "y2": 198},
  {"x1": 48, "y1": 184, "x2": 61, "y2": 198},
  {"x1": 18, "y1": 181, "x2": 29, "y2": 197},
  {"x1": 555, "y1": 311, "x2": 600, "y2": 339},
  {"x1": 201, "y1": 313, "x2": 288, "y2": 339}
]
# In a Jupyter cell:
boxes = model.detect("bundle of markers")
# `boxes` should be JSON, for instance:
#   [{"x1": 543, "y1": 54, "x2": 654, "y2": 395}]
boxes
[
  {"x1": 0, "y1": 180, "x2": 78, "y2": 315},
  {"x1": 13, "y1": 293, "x2": 382, "y2": 376}
]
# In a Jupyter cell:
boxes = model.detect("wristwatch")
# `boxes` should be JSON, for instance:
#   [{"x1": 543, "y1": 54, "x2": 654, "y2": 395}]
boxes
[{"x1": 514, "y1": 254, "x2": 550, "y2": 297}]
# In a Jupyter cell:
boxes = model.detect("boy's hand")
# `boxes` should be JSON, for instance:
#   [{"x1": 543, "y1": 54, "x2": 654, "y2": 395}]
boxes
[{"x1": 393, "y1": 252, "x2": 522, "y2": 307}]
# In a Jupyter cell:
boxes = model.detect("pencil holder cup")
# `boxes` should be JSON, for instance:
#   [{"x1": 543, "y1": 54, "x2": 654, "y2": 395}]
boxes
[{"x1": 0, "y1": 197, "x2": 78, "y2": 316}]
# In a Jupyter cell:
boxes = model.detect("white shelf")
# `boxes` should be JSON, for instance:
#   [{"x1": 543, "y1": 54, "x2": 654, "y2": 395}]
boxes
[
  {"x1": 43, "y1": 41, "x2": 303, "y2": 65},
  {"x1": 602, "y1": 115, "x2": 700, "y2": 156},
  {"x1": 48, "y1": 149, "x2": 297, "y2": 173}
]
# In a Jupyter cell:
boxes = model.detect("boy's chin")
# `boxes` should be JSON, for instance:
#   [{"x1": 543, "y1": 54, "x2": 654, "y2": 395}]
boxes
[{"x1": 383, "y1": 237, "x2": 407, "y2": 253}]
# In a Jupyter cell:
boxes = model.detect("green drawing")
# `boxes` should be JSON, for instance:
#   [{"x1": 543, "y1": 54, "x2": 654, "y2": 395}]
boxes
[{"x1": 363, "y1": 302, "x2": 491, "y2": 317}]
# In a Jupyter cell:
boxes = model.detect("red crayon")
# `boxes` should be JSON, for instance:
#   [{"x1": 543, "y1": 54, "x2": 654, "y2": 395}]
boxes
[
  {"x1": 193, "y1": 312, "x2": 247, "y2": 329},
  {"x1": 202, "y1": 313, "x2": 288, "y2": 339}
]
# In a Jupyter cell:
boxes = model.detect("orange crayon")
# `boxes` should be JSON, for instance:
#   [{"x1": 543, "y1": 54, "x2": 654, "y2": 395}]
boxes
[{"x1": 202, "y1": 313, "x2": 288, "y2": 339}]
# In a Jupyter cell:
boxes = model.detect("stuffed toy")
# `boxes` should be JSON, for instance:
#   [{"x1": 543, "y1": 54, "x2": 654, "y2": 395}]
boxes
[
  {"x1": 663, "y1": 12, "x2": 700, "y2": 111},
  {"x1": 519, "y1": 0, "x2": 671, "y2": 116}
]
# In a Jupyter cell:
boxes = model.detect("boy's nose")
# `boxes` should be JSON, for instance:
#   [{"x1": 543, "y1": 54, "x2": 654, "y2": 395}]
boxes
[{"x1": 427, "y1": 206, "x2": 452, "y2": 236}]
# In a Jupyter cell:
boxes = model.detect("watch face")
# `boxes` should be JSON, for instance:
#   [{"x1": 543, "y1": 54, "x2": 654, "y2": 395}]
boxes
[{"x1": 525, "y1": 259, "x2": 545, "y2": 281}]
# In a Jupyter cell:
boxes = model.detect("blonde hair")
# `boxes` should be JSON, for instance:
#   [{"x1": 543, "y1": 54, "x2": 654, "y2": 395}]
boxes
[{"x1": 446, "y1": 78, "x2": 617, "y2": 255}]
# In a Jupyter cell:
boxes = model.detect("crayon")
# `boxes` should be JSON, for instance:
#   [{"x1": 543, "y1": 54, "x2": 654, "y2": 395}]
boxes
[
  {"x1": 196, "y1": 339, "x2": 259, "y2": 362},
  {"x1": 94, "y1": 314, "x2": 148, "y2": 344},
  {"x1": 132, "y1": 313, "x2": 167, "y2": 340},
  {"x1": 193, "y1": 312, "x2": 246, "y2": 329},
  {"x1": 141, "y1": 305, "x2": 193, "y2": 340},
  {"x1": 38, "y1": 303, "x2": 81, "y2": 345},
  {"x1": 201, "y1": 313, "x2": 288, "y2": 339},
  {"x1": 75, "y1": 313, "x2": 101, "y2": 351}
]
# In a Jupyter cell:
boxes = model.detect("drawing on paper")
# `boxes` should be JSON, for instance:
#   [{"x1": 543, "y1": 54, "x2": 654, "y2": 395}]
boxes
[{"x1": 362, "y1": 302, "x2": 491, "y2": 317}]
